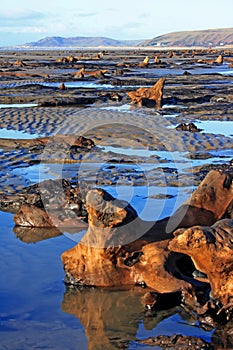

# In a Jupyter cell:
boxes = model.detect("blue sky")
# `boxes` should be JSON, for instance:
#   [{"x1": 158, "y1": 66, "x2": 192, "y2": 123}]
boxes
[{"x1": 0, "y1": 0, "x2": 233, "y2": 46}]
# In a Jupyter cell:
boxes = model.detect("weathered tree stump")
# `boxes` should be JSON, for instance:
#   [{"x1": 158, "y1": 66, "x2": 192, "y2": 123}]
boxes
[
  {"x1": 61, "y1": 170, "x2": 233, "y2": 317},
  {"x1": 127, "y1": 77, "x2": 166, "y2": 107}
]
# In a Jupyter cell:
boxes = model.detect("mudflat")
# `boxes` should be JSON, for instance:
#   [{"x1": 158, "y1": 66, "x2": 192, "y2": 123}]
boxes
[
  {"x1": 0, "y1": 47, "x2": 233, "y2": 349},
  {"x1": 0, "y1": 48, "x2": 232, "y2": 193}
]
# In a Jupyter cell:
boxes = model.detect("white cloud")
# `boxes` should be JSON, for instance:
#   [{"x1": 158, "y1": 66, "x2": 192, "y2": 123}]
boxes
[
  {"x1": 0, "y1": 8, "x2": 45, "y2": 21},
  {"x1": 76, "y1": 11, "x2": 98, "y2": 18},
  {"x1": 0, "y1": 8, "x2": 47, "y2": 36},
  {"x1": 1, "y1": 0, "x2": 233, "y2": 45}
]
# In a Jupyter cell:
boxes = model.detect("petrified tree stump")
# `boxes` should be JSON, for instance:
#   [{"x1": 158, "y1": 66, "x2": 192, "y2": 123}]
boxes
[
  {"x1": 74, "y1": 68, "x2": 108, "y2": 78},
  {"x1": 127, "y1": 77, "x2": 165, "y2": 107},
  {"x1": 61, "y1": 188, "x2": 192, "y2": 294},
  {"x1": 167, "y1": 169, "x2": 233, "y2": 231},
  {"x1": 138, "y1": 56, "x2": 149, "y2": 67},
  {"x1": 61, "y1": 170, "x2": 233, "y2": 315},
  {"x1": 169, "y1": 218, "x2": 233, "y2": 306}
]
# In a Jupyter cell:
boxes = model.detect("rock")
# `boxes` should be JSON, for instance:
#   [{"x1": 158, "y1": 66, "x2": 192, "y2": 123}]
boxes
[
  {"x1": 183, "y1": 70, "x2": 192, "y2": 75},
  {"x1": 176, "y1": 122, "x2": 202, "y2": 132},
  {"x1": 59, "y1": 57, "x2": 67, "y2": 63},
  {"x1": 167, "y1": 51, "x2": 174, "y2": 58},
  {"x1": 56, "y1": 55, "x2": 77, "y2": 63},
  {"x1": 137, "y1": 334, "x2": 213, "y2": 349},
  {"x1": 94, "y1": 52, "x2": 103, "y2": 59},
  {"x1": 196, "y1": 54, "x2": 224, "y2": 65},
  {"x1": 62, "y1": 231, "x2": 192, "y2": 293},
  {"x1": 67, "y1": 55, "x2": 76, "y2": 63},
  {"x1": 169, "y1": 219, "x2": 233, "y2": 308},
  {"x1": 0, "y1": 134, "x2": 95, "y2": 150},
  {"x1": 38, "y1": 96, "x2": 96, "y2": 107},
  {"x1": 127, "y1": 77, "x2": 166, "y2": 108},
  {"x1": 14, "y1": 202, "x2": 88, "y2": 229},
  {"x1": 10, "y1": 178, "x2": 88, "y2": 227},
  {"x1": 58, "y1": 82, "x2": 66, "y2": 90},
  {"x1": 14, "y1": 204, "x2": 54, "y2": 227},
  {"x1": 0, "y1": 178, "x2": 72, "y2": 213}
]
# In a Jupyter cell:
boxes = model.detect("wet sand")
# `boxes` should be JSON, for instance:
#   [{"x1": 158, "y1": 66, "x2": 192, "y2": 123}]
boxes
[
  {"x1": 0, "y1": 48, "x2": 233, "y2": 349},
  {"x1": 0, "y1": 106, "x2": 232, "y2": 198},
  {"x1": 0, "y1": 48, "x2": 232, "y2": 224},
  {"x1": 0, "y1": 48, "x2": 232, "y2": 227}
]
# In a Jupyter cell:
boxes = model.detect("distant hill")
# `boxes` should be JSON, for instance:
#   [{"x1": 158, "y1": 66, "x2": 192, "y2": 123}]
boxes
[
  {"x1": 141, "y1": 28, "x2": 233, "y2": 47},
  {"x1": 26, "y1": 36, "x2": 142, "y2": 47}
]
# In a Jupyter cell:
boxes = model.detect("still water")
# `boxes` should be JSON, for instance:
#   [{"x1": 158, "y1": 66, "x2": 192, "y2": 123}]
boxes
[
  {"x1": 0, "y1": 120, "x2": 230, "y2": 349},
  {"x1": 0, "y1": 211, "x2": 214, "y2": 350}
]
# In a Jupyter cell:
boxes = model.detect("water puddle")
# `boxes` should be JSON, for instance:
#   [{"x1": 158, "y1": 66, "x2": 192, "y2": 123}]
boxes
[
  {"x1": 0, "y1": 103, "x2": 38, "y2": 108},
  {"x1": 0, "y1": 128, "x2": 41, "y2": 139},
  {"x1": 102, "y1": 184, "x2": 192, "y2": 221},
  {"x1": 40, "y1": 81, "x2": 116, "y2": 89},
  {"x1": 162, "y1": 104, "x2": 188, "y2": 109},
  {"x1": 12, "y1": 163, "x2": 56, "y2": 183},
  {"x1": 100, "y1": 145, "x2": 188, "y2": 160},
  {"x1": 0, "y1": 81, "x2": 117, "y2": 90},
  {"x1": 100, "y1": 146, "x2": 190, "y2": 172},
  {"x1": 101, "y1": 104, "x2": 133, "y2": 112},
  {"x1": 218, "y1": 69, "x2": 233, "y2": 76},
  {"x1": 133, "y1": 64, "x2": 233, "y2": 77},
  {"x1": 135, "y1": 313, "x2": 214, "y2": 347},
  {"x1": 194, "y1": 120, "x2": 233, "y2": 137},
  {"x1": 209, "y1": 149, "x2": 233, "y2": 158}
]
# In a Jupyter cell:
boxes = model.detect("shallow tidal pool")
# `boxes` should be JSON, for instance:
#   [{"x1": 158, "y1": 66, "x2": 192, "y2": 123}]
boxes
[{"x1": 0, "y1": 211, "x2": 215, "y2": 349}]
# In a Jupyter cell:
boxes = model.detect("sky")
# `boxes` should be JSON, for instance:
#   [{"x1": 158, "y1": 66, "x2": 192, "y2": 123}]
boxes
[{"x1": 0, "y1": 0, "x2": 233, "y2": 46}]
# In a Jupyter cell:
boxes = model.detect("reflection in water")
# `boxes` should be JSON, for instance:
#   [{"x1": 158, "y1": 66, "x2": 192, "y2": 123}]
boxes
[
  {"x1": 13, "y1": 226, "x2": 62, "y2": 243},
  {"x1": 13, "y1": 225, "x2": 87, "y2": 244},
  {"x1": 62, "y1": 286, "x2": 157, "y2": 350},
  {"x1": 61, "y1": 286, "x2": 213, "y2": 350}
]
